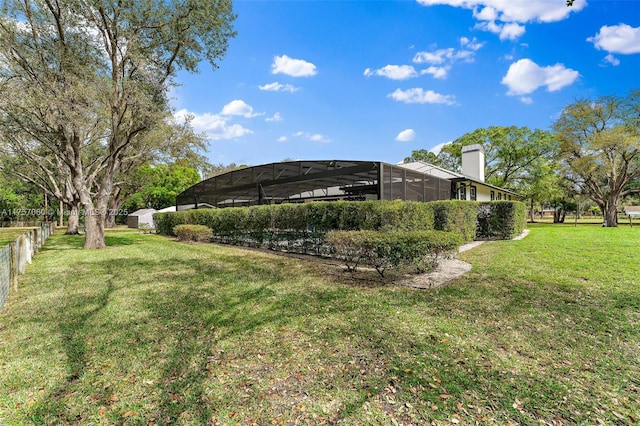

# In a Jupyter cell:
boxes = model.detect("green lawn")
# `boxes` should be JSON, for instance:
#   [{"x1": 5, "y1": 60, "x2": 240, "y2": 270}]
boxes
[
  {"x1": 0, "y1": 224, "x2": 638, "y2": 425},
  {"x1": 0, "y1": 228, "x2": 35, "y2": 246}
]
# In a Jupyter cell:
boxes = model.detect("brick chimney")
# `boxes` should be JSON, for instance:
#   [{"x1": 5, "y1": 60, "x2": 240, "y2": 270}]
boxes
[{"x1": 461, "y1": 144, "x2": 485, "y2": 182}]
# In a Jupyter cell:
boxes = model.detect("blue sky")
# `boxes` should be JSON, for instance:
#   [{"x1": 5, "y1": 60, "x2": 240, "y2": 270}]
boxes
[{"x1": 171, "y1": 0, "x2": 640, "y2": 167}]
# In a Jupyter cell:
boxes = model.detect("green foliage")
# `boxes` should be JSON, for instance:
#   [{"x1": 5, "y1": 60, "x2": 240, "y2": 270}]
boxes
[
  {"x1": 157, "y1": 200, "x2": 528, "y2": 245},
  {"x1": 430, "y1": 200, "x2": 478, "y2": 242},
  {"x1": 137, "y1": 223, "x2": 154, "y2": 234},
  {"x1": 477, "y1": 201, "x2": 527, "y2": 239},
  {"x1": 203, "y1": 162, "x2": 249, "y2": 179},
  {"x1": 554, "y1": 90, "x2": 640, "y2": 227},
  {"x1": 326, "y1": 230, "x2": 463, "y2": 277},
  {"x1": 403, "y1": 149, "x2": 441, "y2": 165},
  {"x1": 155, "y1": 200, "x2": 486, "y2": 257},
  {"x1": 407, "y1": 126, "x2": 562, "y2": 210},
  {"x1": 153, "y1": 211, "x2": 189, "y2": 235},
  {"x1": 435, "y1": 127, "x2": 559, "y2": 190},
  {"x1": 173, "y1": 224, "x2": 213, "y2": 242},
  {"x1": 155, "y1": 201, "x2": 438, "y2": 238},
  {"x1": 123, "y1": 164, "x2": 201, "y2": 211},
  {"x1": 0, "y1": 0, "x2": 236, "y2": 248},
  {"x1": 0, "y1": 175, "x2": 45, "y2": 221}
]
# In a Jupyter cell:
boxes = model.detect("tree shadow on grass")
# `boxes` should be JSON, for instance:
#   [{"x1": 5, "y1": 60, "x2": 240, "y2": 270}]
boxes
[
  {"x1": 19, "y1": 250, "x2": 546, "y2": 423},
  {"x1": 28, "y1": 277, "x2": 115, "y2": 423},
  {"x1": 38, "y1": 232, "x2": 140, "y2": 253},
  {"x1": 22, "y1": 243, "x2": 636, "y2": 424},
  {"x1": 39, "y1": 234, "x2": 86, "y2": 251}
]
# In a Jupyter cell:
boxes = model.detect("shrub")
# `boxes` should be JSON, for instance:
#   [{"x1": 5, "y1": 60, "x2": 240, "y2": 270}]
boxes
[
  {"x1": 431, "y1": 200, "x2": 477, "y2": 242},
  {"x1": 173, "y1": 224, "x2": 213, "y2": 242},
  {"x1": 156, "y1": 200, "x2": 478, "y2": 252},
  {"x1": 477, "y1": 201, "x2": 527, "y2": 239},
  {"x1": 154, "y1": 211, "x2": 189, "y2": 235},
  {"x1": 326, "y1": 230, "x2": 462, "y2": 277}
]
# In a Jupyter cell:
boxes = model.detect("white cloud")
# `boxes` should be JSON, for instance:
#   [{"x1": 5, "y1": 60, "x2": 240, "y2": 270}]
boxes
[
  {"x1": 419, "y1": 0, "x2": 586, "y2": 23},
  {"x1": 221, "y1": 100, "x2": 261, "y2": 118},
  {"x1": 588, "y1": 24, "x2": 640, "y2": 55},
  {"x1": 474, "y1": 5, "x2": 498, "y2": 21},
  {"x1": 293, "y1": 131, "x2": 331, "y2": 143},
  {"x1": 259, "y1": 82, "x2": 300, "y2": 92},
  {"x1": 520, "y1": 96, "x2": 534, "y2": 104},
  {"x1": 265, "y1": 112, "x2": 283, "y2": 122},
  {"x1": 174, "y1": 109, "x2": 252, "y2": 140},
  {"x1": 395, "y1": 129, "x2": 416, "y2": 142},
  {"x1": 412, "y1": 37, "x2": 483, "y2": 78},
  {"x1": 460, "y1": 36, "x2": 484, "y2": 51},
  {"x1": 277, "y1": 136, "x2": 288, "y2": 142},
  {"x1": 430, "y1": 141, "x2": 450, "y2": 155},
  {"x1": 474, "y1": 20, "x2": 525, "y2": 40},
  {"x1": 501, "y1": 58, "x2": 579, "y2": 95},
  {"x1": 388, "y1": 88, "x2": 456, "y2": 105},
  {"x1": 413, "y1": 48, "x2": 453, "y2": 64},
  {"x1": 271, "y1": 55, "x2": 317, "y2": 77},
  {"x1": 417, "y1": 0, "x2": 586, "y2": 40},
  {"x1": 421, "y1": 66, "x2": 449, "y2": 79},
  {"x1": 364, "y1": 65, "x2": 418, "y2": 80},
  {"x1": 500, "y1": 23, "x2": 526, "y2": 40},
  {"x1": 604, "y1": 54, "x2": 621, "y2": 66}
]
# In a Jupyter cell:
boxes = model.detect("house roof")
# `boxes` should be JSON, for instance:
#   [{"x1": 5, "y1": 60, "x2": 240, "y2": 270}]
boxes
[
  {"x1": 175, "y1": 158, "x2": 519, "y2": 207},
  {"x1": 397, "y1": 161, "x2": 464, "y2": 180},
  {"x1": 157, "y1": 206, "x2": 177, "y2": 213},
  {"x1": 129, "y1": 208, "x2": 156, "y2": 216}
]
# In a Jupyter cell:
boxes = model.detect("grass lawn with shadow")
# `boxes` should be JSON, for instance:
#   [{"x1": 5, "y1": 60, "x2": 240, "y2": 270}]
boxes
[{"x1": 0, "y1": 224, "x2": 638, "y2": 424}]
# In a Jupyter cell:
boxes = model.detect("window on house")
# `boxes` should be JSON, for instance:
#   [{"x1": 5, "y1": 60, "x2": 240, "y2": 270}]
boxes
[
  {"x1": 508, "y1": 195, "x2": 512, "y2": 200},
  {"x1": 497, "y1": 193, "x2": 502, "y2": 200},
  {"x1": 490, "y1": 190, "x2": 495, "y2": 201},
  {"x1": 470, "y1": 186, "x2": 477, "y2": 201},
  {"x1": 458, "y1": 183, "x2": 466, "y2": 200}
]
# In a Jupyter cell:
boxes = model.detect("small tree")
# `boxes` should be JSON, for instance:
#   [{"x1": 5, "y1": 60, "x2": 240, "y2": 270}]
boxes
[{"x1": 554, "y1": 90, "x2": 640, "y2": 227}]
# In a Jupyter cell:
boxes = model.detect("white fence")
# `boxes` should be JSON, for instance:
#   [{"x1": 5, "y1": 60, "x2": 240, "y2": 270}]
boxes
[{"x1": 0, "y1": 223, "x2": 56, "y2": 312}]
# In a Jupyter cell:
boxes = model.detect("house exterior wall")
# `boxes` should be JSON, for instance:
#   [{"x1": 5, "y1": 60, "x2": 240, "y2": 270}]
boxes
[
  {"x1": 127, "y1": 210, "x2": 156, "y2": 228},
  {"x1": 453, "y1": 181, "x2": 516, "y2": 202}
]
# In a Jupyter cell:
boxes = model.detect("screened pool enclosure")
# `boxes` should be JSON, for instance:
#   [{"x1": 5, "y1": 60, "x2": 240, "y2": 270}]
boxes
[{"x1": 176, "y1": 160, "x2": 454, "y2": 210}]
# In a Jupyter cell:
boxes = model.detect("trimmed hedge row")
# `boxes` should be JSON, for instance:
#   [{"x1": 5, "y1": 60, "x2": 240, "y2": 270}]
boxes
[
  {"x1": 326, "y1": 230, "x2": 463, "y2": 277},
  {"x1": 154, "y1": 199, "x2": 526, "y2": 247},
  {"x1": 155, "y1": 200, "x2": 476, "y2": 237},
  {"x1": 477, "y1": 201, "x2": 527, "y2": 240},
  {"x1": 431, "y1": 201, "x2": 478, "y2": 242},
  {"x1": 155, "y1": 200, "x2": 439, "y2": 237}
]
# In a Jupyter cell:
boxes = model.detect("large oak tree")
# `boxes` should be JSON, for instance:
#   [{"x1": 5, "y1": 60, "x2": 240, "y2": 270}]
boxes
[
  {"x1": 554, "y1": 90, "x2": 640, "y2": 227},
  {"x1": 0, "y1": 0, "x2": 235, "y2": 248}
]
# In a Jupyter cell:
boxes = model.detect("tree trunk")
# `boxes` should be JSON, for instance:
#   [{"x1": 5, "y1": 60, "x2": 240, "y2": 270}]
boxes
[
  {"x1": 105, "y1": 196, "x2": 125, "y2": 228},
  {"x1": 105, "y1": 211, "x2": 117, "y2": 228},
  {"x1": 65, "y1": 204, "x2": 80, "y2": 235},
  {"x1": 529, "y1": 199, "x2": 536, "y2": 223},
  {"x1": 84, "y1": 208, "x2": 106, "y2": 249},
  {"x1": 59, "y1": 199, "x2": 64, "y2": 227},
  {"x1": 603, "y1": 199, "x2": 619, "y2": 227}
]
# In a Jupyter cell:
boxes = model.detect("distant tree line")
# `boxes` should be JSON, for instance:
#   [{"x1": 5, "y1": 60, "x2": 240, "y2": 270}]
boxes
[{"x1": 404, "y1": 90, "x2": 640, "y2": 227}]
